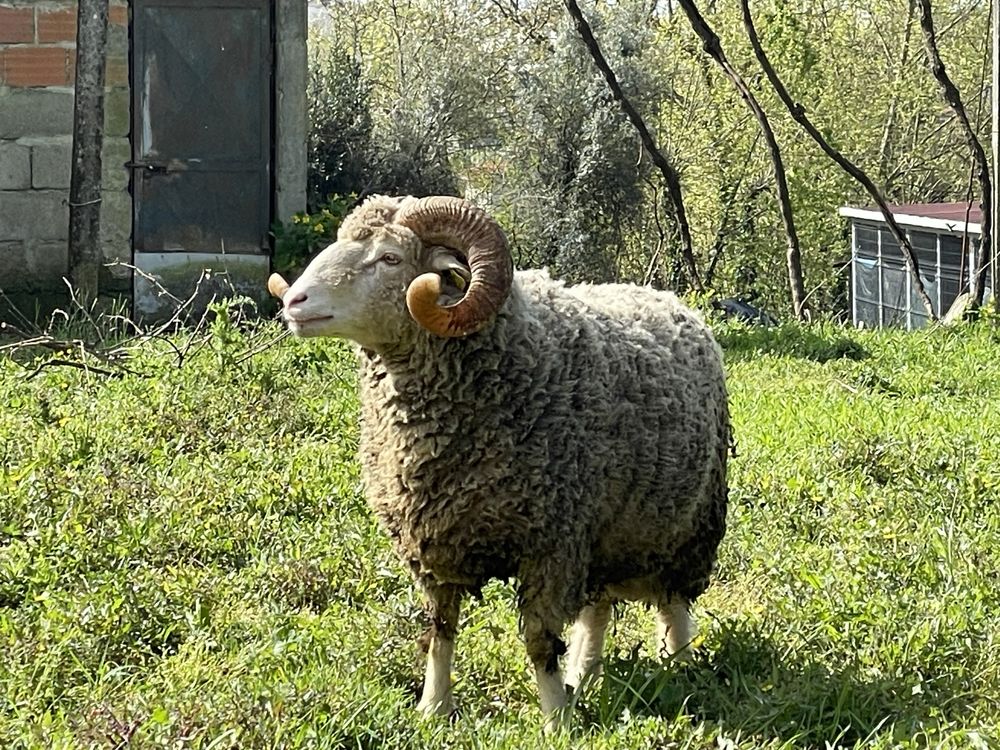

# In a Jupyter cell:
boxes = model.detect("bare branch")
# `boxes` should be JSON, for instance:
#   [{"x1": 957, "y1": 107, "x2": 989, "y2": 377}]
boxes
[
  {"x1": 678, "y1": 0, "x2": 809, "y2": 320},
  {"x1": 741, "y1": 0, "x2": 937, "y2": 321},
  {"x1": 915, "y1": 0, "x2": 992, "y2": 306},
  {"x1": 563, "y1": 0, "x2": 704, "y2": 292}
]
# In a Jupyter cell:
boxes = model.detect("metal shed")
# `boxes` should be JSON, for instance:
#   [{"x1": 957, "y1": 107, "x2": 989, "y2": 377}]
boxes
[{"x1": 839, "y1": 202, "x2": 992, "y2": 329}]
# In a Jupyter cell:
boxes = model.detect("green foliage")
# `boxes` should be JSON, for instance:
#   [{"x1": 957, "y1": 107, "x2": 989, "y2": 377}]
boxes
[
  {"x1": 306, "y1": 36, "x2": 374, "y2": 211},
  {"x1": 272, "y1": 195, "x2": 355, "y2": 277},
  {"x1": 304, "y1": 0, "x2": 989, "y2": 318},
  {"x1": 2, "y1": 320, "x2": 1000, "y2": 747}
]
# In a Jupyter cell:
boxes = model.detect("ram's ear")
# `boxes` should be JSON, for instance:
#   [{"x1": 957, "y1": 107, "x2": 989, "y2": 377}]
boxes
[{"x1": 428, "y1": 246, "x2": 472, "y2": 302}]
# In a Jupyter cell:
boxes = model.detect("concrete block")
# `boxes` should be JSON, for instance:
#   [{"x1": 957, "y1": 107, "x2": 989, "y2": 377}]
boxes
[
  {"x1": 104, "y1": 88, "x2": 130, "y2": 138},
  {"x1": 31, "y1": 140, "x2": 72, "y2": 189},
  {"x1": 0, "y1": 240, "x2": 27, "y2": 289},
  {"x1": 0, "y1": 142, "x2": 31, "y2": 189},
  {"x1": 26, "y1": 239, "x2": 69, "y2": 283},
  {"x1": 0, "y1": 89, "x2": 74, "y2": 139},
  {"x1": 0, "y1": 189, "x2": 69, "y2": 241},
  {"x1": 0, "y1": 239, "x2": 68, "y2": 292},
  {"x1": 99, "y1": 189, "x2": 131, "y2": 248},
  {"x1": 102, "y1": 137, "x2": 131, "y2": 191},
  {"x1": 134, "y1": 251, "x2": 270, "y2": 321}
]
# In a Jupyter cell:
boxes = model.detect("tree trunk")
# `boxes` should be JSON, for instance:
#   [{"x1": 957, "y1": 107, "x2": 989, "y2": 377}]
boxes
[
  {"x1": 678, "y1": 0, "x2": 809, "y2": 320},
  {"x1": 68, "y1": 0, "x2": 110, "y2": 307},
  {"x1": 741, "y1": 0, "x2": 937, "y2": 321},
  {"x1": 563, "y1": 0, "x2": 704, "y2": 292},
  {"x1": 916, "y1": 0, "x2": 992, "y2": 307}
]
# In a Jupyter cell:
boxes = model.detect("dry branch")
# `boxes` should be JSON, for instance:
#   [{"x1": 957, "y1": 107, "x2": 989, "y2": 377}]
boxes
[
  {"x1": 563, "y1": 0, "x2": 704, "y2": 292},
  {"x1": 740, "y1": 0, "x2": 937, "y2": 320}
]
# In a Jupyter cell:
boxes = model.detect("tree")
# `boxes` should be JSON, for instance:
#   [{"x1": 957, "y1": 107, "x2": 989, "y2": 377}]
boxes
[{"x1": 677, "y1": 0, "x2": 809, "y2": 319}]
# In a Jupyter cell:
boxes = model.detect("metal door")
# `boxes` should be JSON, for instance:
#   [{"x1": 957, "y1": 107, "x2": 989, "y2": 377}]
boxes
[{"x1": 131, "y1": 0, "x2": 272, "y2": 316}]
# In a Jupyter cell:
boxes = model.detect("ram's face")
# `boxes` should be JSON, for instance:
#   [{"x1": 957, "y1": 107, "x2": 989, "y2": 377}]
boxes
[
  {"x1": 270, "y1": 195, "x2": 514, "y2": 349},
  {"x1": 279, "y1": 230, "x2": 471, "y2": 351}
]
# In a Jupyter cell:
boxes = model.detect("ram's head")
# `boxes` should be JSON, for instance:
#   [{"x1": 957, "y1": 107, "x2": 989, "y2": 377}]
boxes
[{"x1": 269, "y1": 196, "x2": 513, "y2": 350}]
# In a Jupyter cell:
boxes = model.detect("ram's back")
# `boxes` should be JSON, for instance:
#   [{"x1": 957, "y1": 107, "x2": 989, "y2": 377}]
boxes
[{"x1": 515, "y1": 271, "x2": 729, "y2": 598}]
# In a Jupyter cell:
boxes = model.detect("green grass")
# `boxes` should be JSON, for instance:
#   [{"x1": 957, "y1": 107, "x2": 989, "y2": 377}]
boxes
[{"x1": 2, "y1": 313, "x2": 999, "y2": 749}]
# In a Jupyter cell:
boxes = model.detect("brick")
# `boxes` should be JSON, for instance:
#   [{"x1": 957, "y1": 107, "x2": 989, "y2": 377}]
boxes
[
  {"x1": 31, "y1": 139, "x2": 72, "y2": 189},
  {"x1": 105, "y1": 54, "x2": 127, "y2": 86},
  {"x1": 109, "y1": 4, "x2": 127, "y2": 26},
  {"x1": 1, "y1": 47, "x2": 71, "y2": 87},
  {"x1": 0, "y1": 88, "x2": 74, "y2": 137},
  {"x1": 0, "y1": 141, "x2": 31, "y2": 189},
  {"x1": 106, "y1": 23, "x2": 127, "y2": 56},
  {"x1": 36, "y1": 8, "x2": 76, "y2": 44},
  {"x1": 0, "y1": 189, "x2": 69, "y2": 241},
  {"x1": 0, "y1": 7, "x2": 34, "y2": 44}
]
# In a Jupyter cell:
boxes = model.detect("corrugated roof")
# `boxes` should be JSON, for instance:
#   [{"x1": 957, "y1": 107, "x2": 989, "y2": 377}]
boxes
[
  {"x1": 881, "y1": 202, "x2": 981, "y2": 223},
  {"x1": 838, "y1": 202, "x2": 981, "y2": 235}
]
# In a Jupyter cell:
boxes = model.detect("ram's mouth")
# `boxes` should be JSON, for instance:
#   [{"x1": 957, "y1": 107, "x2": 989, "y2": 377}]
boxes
[
  {"x1": 285, "y1": 315, "x2": 335, "y2": 331},
  {"x1": 286, "y1": 314, "x2": 333, "y2": 324}
]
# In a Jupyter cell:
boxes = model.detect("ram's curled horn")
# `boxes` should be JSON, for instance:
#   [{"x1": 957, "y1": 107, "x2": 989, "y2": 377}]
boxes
[
  {"x1": 268, "y1": 273, "x2": 290, "y2": 299},
  {"x1": 396, "y1": 196, "x2": 513, "y2": 337}
]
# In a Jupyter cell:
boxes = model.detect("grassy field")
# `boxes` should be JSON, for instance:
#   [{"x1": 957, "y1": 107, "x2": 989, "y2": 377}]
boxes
[{"x1": 1, "y1": 309, "x2": 999, "y2": 749}]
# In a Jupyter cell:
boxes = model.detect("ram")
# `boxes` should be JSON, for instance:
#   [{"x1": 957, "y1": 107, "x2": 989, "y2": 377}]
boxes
[{"x1": 269, "y1": 195, "x2": 729, "y2": 727}]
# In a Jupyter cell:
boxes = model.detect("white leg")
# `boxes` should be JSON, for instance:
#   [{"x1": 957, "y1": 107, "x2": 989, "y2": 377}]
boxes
[
  {"x1": 417, "y1": 633, "x2": 455, "y2": 716},
  {"x1": 523, "y1": 608, "x2": 569, "y2": 732},
  {"x1": 416, "y1": 585, "x2": 460, "y2": 717},
  {"x1": 565, "y1": 599, "x2": 612, "y2": 690},
  {"x1": 535, "y1": 664, "x2": 569, "y2": 733},
  {"x1": 656, "y1": 595, "x2": 694, "y2": 661}
]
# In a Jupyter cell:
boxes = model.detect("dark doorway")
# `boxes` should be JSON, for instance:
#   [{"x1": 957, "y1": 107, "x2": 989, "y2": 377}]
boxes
[{"x1": 130, "y1": 0, "x2": 273, "y2": 317}]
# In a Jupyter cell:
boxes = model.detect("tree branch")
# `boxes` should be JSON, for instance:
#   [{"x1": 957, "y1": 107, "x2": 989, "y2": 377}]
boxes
[
  {"x1": 741, "y1": 0, "x2": 937, "y2": 321},
  {"x1": 678, "y1": 0, "x2": 809, "y2": 320},
  {"x1": 915, "y1": 0, "x2": 992, "y2": 306},
  {"x1": 563, "y1": 0, "x2": 703, "y2": 291}
]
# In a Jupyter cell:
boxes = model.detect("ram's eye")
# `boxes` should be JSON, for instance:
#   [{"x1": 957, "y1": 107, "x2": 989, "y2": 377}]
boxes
[{"x1": 380, "y1": 253, "x2": 401, "y2": 266}]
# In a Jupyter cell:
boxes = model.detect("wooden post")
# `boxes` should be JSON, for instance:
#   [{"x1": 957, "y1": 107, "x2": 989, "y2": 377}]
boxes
[{"x1": 68, "y1": 0, "x2": 110, "y2": 307}]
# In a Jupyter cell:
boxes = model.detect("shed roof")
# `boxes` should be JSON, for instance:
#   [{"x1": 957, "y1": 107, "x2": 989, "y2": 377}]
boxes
[{"x1": 839, "y1": 201, "x2": 981, "y2": 235}]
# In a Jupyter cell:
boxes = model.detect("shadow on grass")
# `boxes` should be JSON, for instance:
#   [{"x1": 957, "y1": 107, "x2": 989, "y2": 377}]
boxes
[
  {"x1": 717, "y1": 323, "x2": 869, "y2": 364},
  {"x1": 578, "y1": 623, "x2": 971, "y2": 746}
]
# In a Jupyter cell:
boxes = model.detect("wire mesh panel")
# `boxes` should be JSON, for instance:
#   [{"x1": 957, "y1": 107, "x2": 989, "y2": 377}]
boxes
[{"x1": 852, "y1": 223, "x2": 880, "y2": 327}]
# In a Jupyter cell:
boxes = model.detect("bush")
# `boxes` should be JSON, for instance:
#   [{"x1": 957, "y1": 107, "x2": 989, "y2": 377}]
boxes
[{"x1": 271, "y1": 195, "x2": 355, "y2": 277}]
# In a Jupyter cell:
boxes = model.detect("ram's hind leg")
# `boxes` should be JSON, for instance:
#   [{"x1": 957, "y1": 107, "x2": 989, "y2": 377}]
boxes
[
  {"x1": 521, "y1": 608, "x2": 569, "y2": 731},
  {"x1": 655, "y1": 594, "x2": 695, "y2": 662},
  {"x1": 417, "y1": 583, "x2": 462, "y2": 717},
  {"x1": 565, "y1": 598, "x2": 611, "y2": 690}
]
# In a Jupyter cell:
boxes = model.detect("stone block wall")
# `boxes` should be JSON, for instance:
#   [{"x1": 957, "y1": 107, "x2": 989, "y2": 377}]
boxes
[{"x1": 0, "y1": 1, "x2": 130, "y2": 305}]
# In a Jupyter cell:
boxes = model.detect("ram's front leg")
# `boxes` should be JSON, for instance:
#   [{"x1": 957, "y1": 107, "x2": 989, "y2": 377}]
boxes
[{"x1": 416, "y1": 582, "x2": 462, "y2": 717}]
